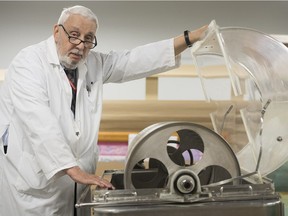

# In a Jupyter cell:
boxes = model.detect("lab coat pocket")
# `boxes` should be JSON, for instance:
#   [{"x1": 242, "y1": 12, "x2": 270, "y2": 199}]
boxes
[
  {"x1": 86, "y1": 81, "x2": 102, "y2": 112},
  {"x1": 15, "y1": 152, "x2": 51, "y2": 194}
]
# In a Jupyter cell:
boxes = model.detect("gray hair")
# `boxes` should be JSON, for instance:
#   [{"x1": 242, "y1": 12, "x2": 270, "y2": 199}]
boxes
[{"x1": 57, "y1": 5, "x2": 99, "y2": 31}]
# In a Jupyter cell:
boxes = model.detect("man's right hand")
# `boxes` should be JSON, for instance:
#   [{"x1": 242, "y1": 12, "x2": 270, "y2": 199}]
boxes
[{"x1": 65, "y1": 166, "x2": 115, "y2": 189}]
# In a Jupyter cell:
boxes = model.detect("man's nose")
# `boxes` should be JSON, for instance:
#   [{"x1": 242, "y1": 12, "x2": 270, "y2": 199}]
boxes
[{"x1": 76, "y1": 41, "x2": 85, "y2": 50}]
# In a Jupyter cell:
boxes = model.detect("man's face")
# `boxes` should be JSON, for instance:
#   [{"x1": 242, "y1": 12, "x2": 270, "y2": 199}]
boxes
[{"x1": 54, "y1": 14, "x2": 97, "y2": 69}]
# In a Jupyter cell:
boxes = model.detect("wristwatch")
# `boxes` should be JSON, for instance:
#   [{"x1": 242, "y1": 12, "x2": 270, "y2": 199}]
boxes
[{"x1": 184, "y1": 30, "x2": 193, "y2": 48}]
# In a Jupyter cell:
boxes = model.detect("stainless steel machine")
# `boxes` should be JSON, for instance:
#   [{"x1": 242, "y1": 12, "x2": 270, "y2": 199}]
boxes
[{"x1": 76, "y1": 21, "x2": 288, "y2": 216}]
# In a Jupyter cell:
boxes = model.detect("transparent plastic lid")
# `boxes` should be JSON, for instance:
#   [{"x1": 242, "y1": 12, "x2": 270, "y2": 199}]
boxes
[{"x1": 191, "y1": 20, "x2": 288, "y2": 176}]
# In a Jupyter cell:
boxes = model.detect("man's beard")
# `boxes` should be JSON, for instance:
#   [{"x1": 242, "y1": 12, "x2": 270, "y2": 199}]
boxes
[{"x1": 59, "y1": 49, "x2": 85, "y2": 69}]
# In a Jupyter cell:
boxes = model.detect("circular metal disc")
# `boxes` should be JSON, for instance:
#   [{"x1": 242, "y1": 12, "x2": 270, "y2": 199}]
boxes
[{"x1": 124, "y1": 121, "x2": 240, "y2": 190}]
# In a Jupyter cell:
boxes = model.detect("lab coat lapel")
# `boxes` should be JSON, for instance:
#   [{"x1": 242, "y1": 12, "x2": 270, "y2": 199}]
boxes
[
  {"x1": 77, "y1": 62, "x2": 88, "y2": 95},
  {"x1": 45, "y1": 36, "x2": 74, "y2": 111}
]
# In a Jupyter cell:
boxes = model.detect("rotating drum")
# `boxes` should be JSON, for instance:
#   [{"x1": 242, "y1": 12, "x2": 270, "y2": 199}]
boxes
[{"x1": 124, "y1": 121, "x2": 241, "y2": 193}]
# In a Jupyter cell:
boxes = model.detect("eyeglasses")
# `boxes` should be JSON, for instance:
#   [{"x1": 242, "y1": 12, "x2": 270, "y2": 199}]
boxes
[{"x1": 58, "y1": 24, "x2": 97, "y2": 49}]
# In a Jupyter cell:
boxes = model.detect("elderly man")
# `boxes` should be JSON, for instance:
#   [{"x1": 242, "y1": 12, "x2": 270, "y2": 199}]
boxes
[{"x1": 0, "y1": 5, "x2": 207, "y2": 216}]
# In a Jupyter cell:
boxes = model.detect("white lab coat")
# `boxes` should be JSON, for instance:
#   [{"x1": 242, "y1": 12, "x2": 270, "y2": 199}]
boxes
[{"x1": 0, "y1": 36, "x2": 180, "y2": 216}]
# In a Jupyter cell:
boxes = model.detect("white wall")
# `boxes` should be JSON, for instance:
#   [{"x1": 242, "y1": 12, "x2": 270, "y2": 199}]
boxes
[{"x1": 1, "y1": 1, "x2": 288, "y2": 100}]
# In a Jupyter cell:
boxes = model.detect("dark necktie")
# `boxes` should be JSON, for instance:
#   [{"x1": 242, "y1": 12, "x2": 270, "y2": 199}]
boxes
[{"x1": 64, "y1": 68, "x2": 78, "y2": 117}]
